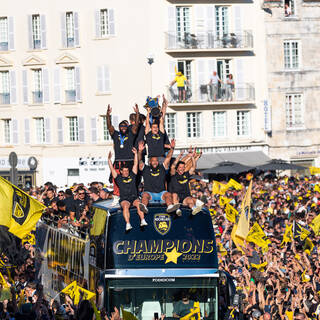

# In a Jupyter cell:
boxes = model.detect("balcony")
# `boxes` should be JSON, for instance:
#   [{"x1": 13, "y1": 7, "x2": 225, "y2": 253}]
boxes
[
  {"x1": 165, "y1": 31, "x2": 253, "y2": 53},
  {"x1": 65, "y1": 89, "x2": 76, "y2": 103},
  {"x1": 0, "y1": 93, "x2": 10, "y2": 105},
  {"x1": 0, "y1": 42, "x2": 8, "y2": 51},
  {"x1": 167, "y1": 83, "x2": 255, "y2": 106},
  {"x1": 32, "y1": 91, "x2": 43, "y2": 104}
]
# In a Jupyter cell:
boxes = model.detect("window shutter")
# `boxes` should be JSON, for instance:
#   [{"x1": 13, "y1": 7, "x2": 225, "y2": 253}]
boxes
[
  {"x1": 22, "y1": 69, "x2": 28, "y2": 104},
  {"x1": 75, "y1": 66, "x2": 81, "y2": 102},
  {"x1": 79, "y1": 117, "x2": 85, "y2": 143},
  {"x1": 27, "y1": 15, "x2": 33, "y2": 50},
  {"x1": 234, "y1": 6, "x2": 242, "y2": 35},
  {"x1": 167, "y1": 6, "x2": 176, "y2": 49},
  {"x1": 169, "y1": 61, "x2": 177, "y2": 86},
  {"x1": 108, "y1": 9, "x2": 115, "y2": 36},
  {"x1": 236, "y1": 59, "x2": 244, "y2": 100},
  {"x1": 197, "y1": 60, "x2": 207, "y2": 102},
  {"x1": 57, "y1": 117, "x2": 63, "y2": 144},
  {"x1": 43, "y1": 68, "x2": 50, "y2": 103},
  {"x1": 45, "y1": 118, "x2": 51, "y2": 143},
  {"x1": 91, "y1": 117, "x2": 97, "y2": 143},
  {"x1": 195, "y1": 5, "x2": 205, "y2": 48},
  {"x1": 74, "y1": 12, "x2": 80, "y2": 46},
  {"x1": 206, "y1": 6, "x2": 215, "y2": 48},
  {"x1": 95, "y1": 10, "x2": 100, "y2": 38},
  {"x1": 24, "y1": 119, "x2": 30, "y2": 144},
  {"x1": 9, "y1": 70, "x2": 17, "y2": 104},
  {"x1": 8, "y1": 17, "x2": 14, "y2": 50},
  {"x1": 104, "y1": 65, "x2": 110, "y2": 92},
  {"x1": 61, "y1": 12, "x2": 66, "y2": 48},
  {"x1": 12, "y1": 119, "x2": 18, "y2": 145},
  {"x1": 40, "y1": 15, "x2": 47, "y2": 49},
  {"x1": 97, "y1": 66, "x2": 103, "y2": 92},
  {"x1": 53, "y1": 67, "x2": 61, "y2": 103}
]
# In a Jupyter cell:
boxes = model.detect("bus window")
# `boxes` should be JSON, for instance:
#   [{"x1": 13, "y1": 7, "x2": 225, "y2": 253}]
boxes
[{"x1": 105, "y1": 277, "x2": 218, "y2": 320}]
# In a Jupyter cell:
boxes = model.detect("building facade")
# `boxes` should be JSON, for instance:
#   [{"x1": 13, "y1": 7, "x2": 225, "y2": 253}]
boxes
[
  {"x1": 0, "y1": 0, "x2": 269, "y2": 187},
  {"x1": 264, "y1": 0, "x2": 320, "y2": 171}
]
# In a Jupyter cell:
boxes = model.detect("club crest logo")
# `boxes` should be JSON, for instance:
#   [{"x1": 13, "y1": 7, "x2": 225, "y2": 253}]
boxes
[
  {"x1": 154, "y1": 213, "x2": 171, "y2": 236},
  {"x1": 12, "y1": 188, "x2": 30, "y2": 222}
]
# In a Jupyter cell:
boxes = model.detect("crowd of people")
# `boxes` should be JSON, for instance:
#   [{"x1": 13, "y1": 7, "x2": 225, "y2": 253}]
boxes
[{"x1": 1, "y1": 95, "x2": 320, "y2": 319}]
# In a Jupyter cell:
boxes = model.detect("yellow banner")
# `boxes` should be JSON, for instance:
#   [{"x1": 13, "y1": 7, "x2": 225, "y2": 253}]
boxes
[
  {"x1": 225, "y1": 203, "x2": 238, "y2": 223},
  {"x1": 219, "y1": 196, "x2": 231, "y2": 207},
  {"x1": 281, "y1": 224, "x2": 293, "y2": 246},
  {"x1": 310, "y1": 214, "x2": 320, "y2": 236},
  {"x1": 246, "y1": 222, "x2": 271, "y2": 250},
  {"x1": 61, "y1": 281, "x2": 95, "y2": 305},
  {"x1": 228, "y1": 179, "x2": 243, "y2": 190},
  {"x1": 310, "y1": 166, "x2": 320, "y2": 175},
  {"x1": 0, "y1": 177, "x2": 46, "y2": 239}
]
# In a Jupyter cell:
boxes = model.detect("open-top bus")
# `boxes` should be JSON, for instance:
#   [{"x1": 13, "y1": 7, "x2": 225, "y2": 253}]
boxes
[{"x1": 36, "y1": 202, "x2": 235, "y2": 319}]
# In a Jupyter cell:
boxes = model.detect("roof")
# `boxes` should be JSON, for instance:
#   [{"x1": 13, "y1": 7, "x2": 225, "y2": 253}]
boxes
[{"x1": 197, "y1": 151, "x2": 271, "y2": 170}]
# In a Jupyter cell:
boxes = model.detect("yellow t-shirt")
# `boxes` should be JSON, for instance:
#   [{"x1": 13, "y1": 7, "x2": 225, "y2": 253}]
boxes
[{"x1": 175, "y1": 75, "x2": 187, "y2": 87}]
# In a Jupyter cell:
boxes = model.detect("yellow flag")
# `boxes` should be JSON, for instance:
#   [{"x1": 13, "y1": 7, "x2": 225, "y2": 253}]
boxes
[
  {"x1": 315, "y1": 184, "x2": 320, "y2": 193},
  {"x1": 303, "y1": 237, "x2": 314, "y2": 254},
  {"x1": 246, "y1": 222, "x2": 271, "y2": 250},
  {"x1": 219, "y1": 196, "x2": 231, "y2": 207},
  {"x1": 211, "y1": 181, "x2": 220, "y2": 195},
  {"x1": 235, "y1": 181, "x2": 252, "y2": 241},
  {"x1": 310, "y1": 166, "x2": 320, "y2": 175},
  {"x1": 227, "y1": 179, "x2": 243, "y2": 190},
  {"x1": 281, "y1": 224, "x2": 293, "y2": 246},
  {"x1": 0, "y1": 272, "x2": 8, "y2": 288},
  {"x1": 225, "y1": 203, "x2": 238, "y2": 223},
  {"x1": 310, "y1": 214, "x2": 320, "y2": 236},
  {"x1": 121, "y1": 307, "x2": 139, "y2": 320},
  {"x1": 61, "y1": 281, "x2": 95, "y2": 305},
  {"x1": 301, "y1": 269, "x2": 310, "y2": 282},
  {"x1": 294, "y1": 223, "x2": 310, "y2": 242},
  {"x1": 0, "y1": 177, "x2": 46, "y2": 239},
  {"x1": 251, "y1": 261, "x2": 268, "y2": 272}
]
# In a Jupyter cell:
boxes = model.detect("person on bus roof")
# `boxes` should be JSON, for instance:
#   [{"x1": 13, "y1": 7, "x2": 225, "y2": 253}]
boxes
[
  {"x1": 108, "y1": 148, "x2": 147, "y2": 231},
  {"x1": 137, "y1": 139, "x2": 180, "y2": 214}
]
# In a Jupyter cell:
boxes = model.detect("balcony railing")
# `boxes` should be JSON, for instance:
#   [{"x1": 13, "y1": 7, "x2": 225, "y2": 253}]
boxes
[
  {"x1": 65, "y1": 89, "x2": 76, "y2": 103},
  {"x1": 0, "y1": 93, "x2": 10, "y2": 105},
  {"x1": 32, "y1": 91, "x2": 43, "y2": 104},
  {"x1": 167, "y1": 83, "x2": 255, "y2": 104},
  {"x1": 165, "y1": 31, "x2": 253, "y2": 50},
  {"x1": 0, "y1": 42, "x2": 8, "y2": 51}
]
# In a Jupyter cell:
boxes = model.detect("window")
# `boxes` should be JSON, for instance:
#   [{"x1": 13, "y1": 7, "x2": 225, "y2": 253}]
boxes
[
  {"x1": 32, "y1": 15, "x2": 41, "y2": 49},
  {"x1": 66, "y1": 12, "x2": 74, "y2": 47},
  {"x1": 0, "y1": 17, "x2": 8, "y2": 51},
  {"x1": 3, "y1": 119, "x2": 11, "y2": 144},
  {"x1": 165, "y1": 113, "x2": 176, "y2": 139},
  {"x1": 237, "y1": 111, "x2": 250, "y2": 136},
  {"x1": 177, "y1": 60, "x2": 192, "y2": 84},
  {"x1": 65, "y1": 67, "x2": 76, "y2": 102},
  {"x1": 213, "y1": 111, "x2": 226, "y2": 137},
  {"x1": 0, "y1": 71, "x2": 10, "y2": 104},
  {"x1": 187, "y1": 112, "x2": 201, "y2": 138},
  {"x1": 284, "y1": 0, "x2": 295, "y2": 16},
  {"x1": 176, "y1": 7, "x2": 191, "y2": 42},
  {"x1": 286, "y1": 94, "x2": 303, "y2": 129},
  {"x1": 215, "y1": 6, "x2": 229, "y2": 38},
  {"x1": 35, "y1": 117, "x2": 45, "y2": 143},
  {"x1": 100, "y1": 9, "x2": 109, "y2": 37},
  {"x1": 284, "y1": 40, "x2": 299, "y2": 69},
  {"x1": 33, "y1": 69, "x2": 43, "y2": 104},
  {"x1": 217, "y1": 59, "x2": 230, "y2": 82},
  {"x1": 102, "y1": 116, "x2": 111, "y2": 141},
  {"x1": 68, "y1": 117, "x2": 79, "y2": 142}
]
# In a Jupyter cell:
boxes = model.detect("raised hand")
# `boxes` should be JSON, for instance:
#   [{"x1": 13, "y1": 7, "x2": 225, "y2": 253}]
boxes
[
  {"x1": 170, "y1": 138, "x2": 176, "y2": 149},
  {"x1": 107, "y1": 104, "x2": 112, "y2": 115},
  {"x1": 132, "y1": 147, "x2": 137, "y2": 155},
  {"x1": 138, "y1": 140, "x2": 145, "y2": 152},
  {"x1": 162, "y1": 94, "x2": 168, "y2": 106},
  {"x1": 108, "y1": 151, "x2": 112, "y2": 160},
  {"x1": 133, "y1": 104, "x2": 139, "y2": 114}
]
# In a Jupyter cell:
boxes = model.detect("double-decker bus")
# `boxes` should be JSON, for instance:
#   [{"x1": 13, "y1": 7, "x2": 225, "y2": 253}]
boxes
[{"x1": 36, "y1": 202, "x2": 235, "y2": 319}]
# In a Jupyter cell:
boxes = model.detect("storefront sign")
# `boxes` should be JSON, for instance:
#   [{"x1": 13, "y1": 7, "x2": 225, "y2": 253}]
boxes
[{"x1": 0, "y1": 157, "x2": 30, "y2": 170}]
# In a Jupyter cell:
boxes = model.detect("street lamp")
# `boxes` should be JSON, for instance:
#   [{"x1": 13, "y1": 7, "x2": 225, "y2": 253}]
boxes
[{"x1": 147, "y1": 54, "x2": 154, "y2": 96}]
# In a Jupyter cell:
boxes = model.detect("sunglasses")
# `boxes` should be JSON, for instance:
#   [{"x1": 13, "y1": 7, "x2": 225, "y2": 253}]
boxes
[{"x1": 78, "y1": 192, "x2": 85, "y2": 195}]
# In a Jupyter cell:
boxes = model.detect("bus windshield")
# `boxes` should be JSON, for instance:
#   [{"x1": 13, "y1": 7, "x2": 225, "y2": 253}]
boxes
[{"x1": 106, "y1": 277, "x2": 218, "y2": 320}]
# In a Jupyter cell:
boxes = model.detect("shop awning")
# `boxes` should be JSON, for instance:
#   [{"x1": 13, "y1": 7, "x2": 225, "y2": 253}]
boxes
[{"x1": 197, "y1": 151, "x2": 270, "y2": 170}]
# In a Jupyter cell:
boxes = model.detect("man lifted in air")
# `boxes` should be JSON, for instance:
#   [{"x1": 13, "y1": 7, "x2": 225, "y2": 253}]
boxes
[
  {"x1": 108, "y1": 147, "x2": 147, "y2": 231},
  {"x1": 169, "y1": 149, "x2": 204, "y2": 216},
  {"x1": 138, "y1": 140, "x2": 180, "y2": 214}
]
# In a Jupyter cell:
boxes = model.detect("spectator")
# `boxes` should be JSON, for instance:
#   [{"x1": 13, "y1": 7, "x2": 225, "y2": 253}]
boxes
[{"x1": 170, "y1": 71, "x2": 189, "y2": 103}]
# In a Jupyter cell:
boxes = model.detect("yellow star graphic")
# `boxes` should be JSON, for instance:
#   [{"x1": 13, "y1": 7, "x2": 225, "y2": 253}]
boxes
[{"x1": 164, "y1": 247, "x2": 183, "y2": 264}]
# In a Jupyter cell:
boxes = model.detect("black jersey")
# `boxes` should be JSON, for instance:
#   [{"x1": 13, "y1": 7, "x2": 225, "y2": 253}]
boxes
[
  {"x1": 142, "y1": 164, "x2": 166, "y2": 193},
  {"x1": 169, "y1": 171, "x2": 191, "y2": 198},
  {"x1": 145, "y1": 131, "x2": 165, "y2": 158},
  {"x1": 112, "y1": 130, "x2": 136, "y2": 161},
  {"x1": 115, "y1": 173, "x2": 138, "y2": 200}
]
